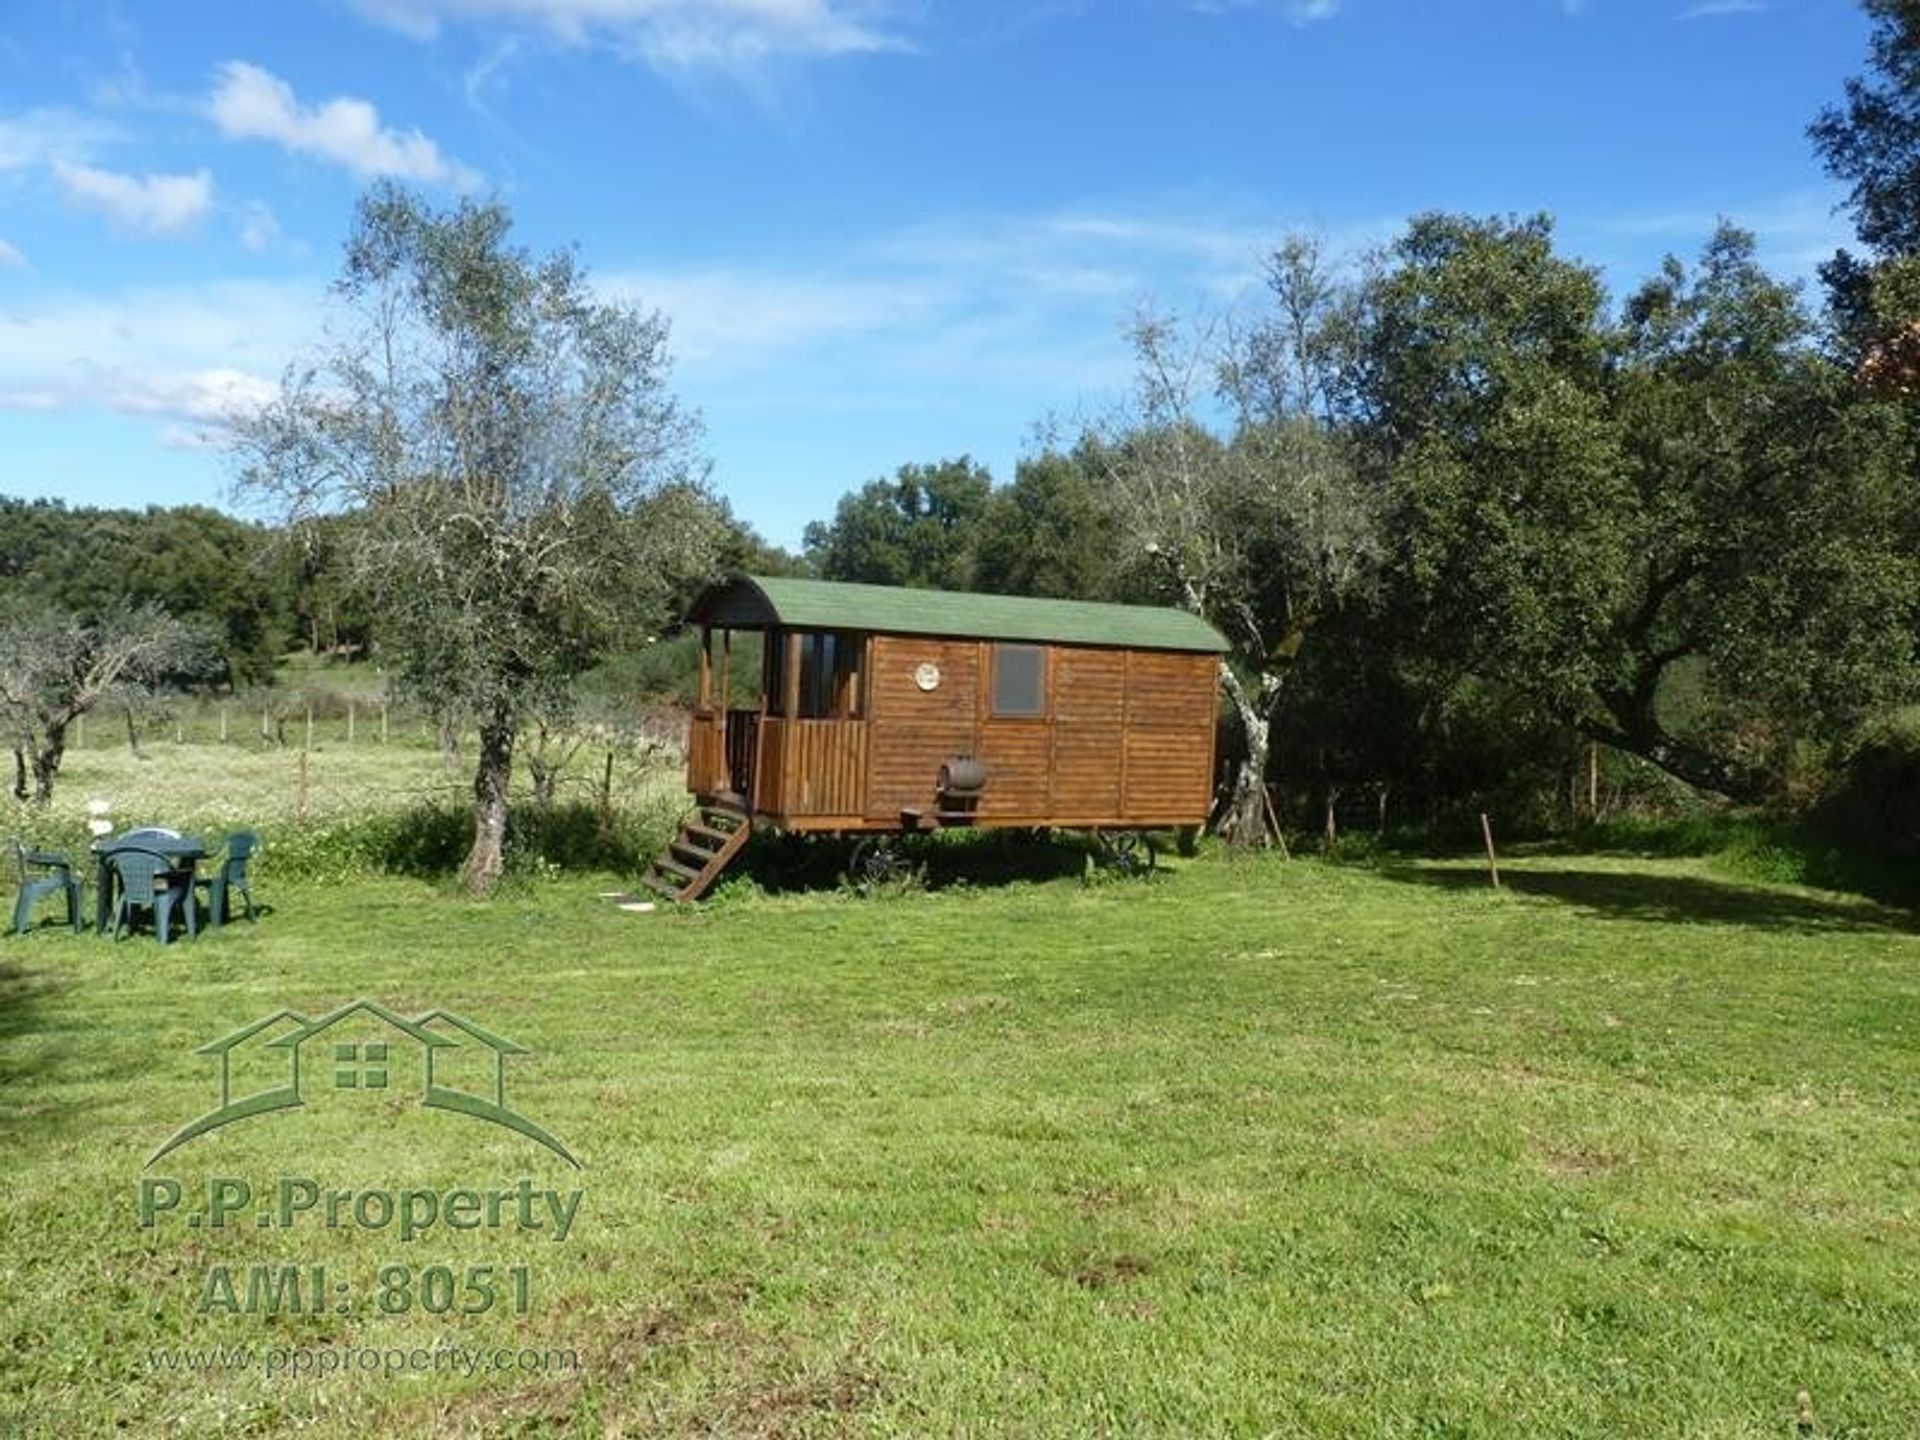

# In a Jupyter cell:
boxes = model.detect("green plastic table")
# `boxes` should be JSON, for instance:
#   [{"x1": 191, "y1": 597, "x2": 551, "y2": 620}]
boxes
[{"x1": 91, "y1": 833, "x2": 207, "y2": 936}]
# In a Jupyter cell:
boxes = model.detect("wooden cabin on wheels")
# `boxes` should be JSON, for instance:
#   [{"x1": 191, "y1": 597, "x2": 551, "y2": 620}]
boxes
[{"x1": 640, "y1": 575, "x2": 1230, "y2": 902}]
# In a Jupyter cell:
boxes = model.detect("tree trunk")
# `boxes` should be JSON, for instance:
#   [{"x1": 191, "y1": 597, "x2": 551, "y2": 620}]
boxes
[
  {"x1": 1578, "y1": 715, "x2": 1771, "y2": 805},
  {"x1": 438, "y1": 716, "x2": 462, "y2": 775},
  {"x1": 529, "y1": 759, "x2": 557, "y2": 809},
  {"x1": 12, "y1": 746, "x2": 26, "y2": 803},
  {"x1": 461, "y1": 703, "x2": 515, "y2": 895},
  {"x1": 526, "y1": 724, "x2": 578, "y2": 809},
  {"x1": 29, "y1": 721, "x2": 66, "y2": 805},
  {"x1": 1216, "y1": 666, "x2": 1280, "y2": 847}
]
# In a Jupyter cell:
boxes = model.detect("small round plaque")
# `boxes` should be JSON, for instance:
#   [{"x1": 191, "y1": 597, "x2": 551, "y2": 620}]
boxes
[{"x1": 913, "y1": 661, "x2": 942, "y2": 692}]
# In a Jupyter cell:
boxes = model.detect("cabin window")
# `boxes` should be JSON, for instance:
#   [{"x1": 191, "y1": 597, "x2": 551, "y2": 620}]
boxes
[
  {"x1": 993, "y1": 643, "x2": 1046, "y2": 716},
  {"x1": 773, "y1": 631, "x2": 864, "y2": 719}
]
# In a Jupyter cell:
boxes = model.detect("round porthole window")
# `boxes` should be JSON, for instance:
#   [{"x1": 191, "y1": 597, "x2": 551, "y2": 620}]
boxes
[{"x1": 913, "y1": 661, "x2": 942, "y2": 692}]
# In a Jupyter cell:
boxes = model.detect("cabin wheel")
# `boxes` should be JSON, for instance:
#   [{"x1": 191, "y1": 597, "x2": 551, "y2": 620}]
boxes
[
  {"x1": 1096, "y1": 830, "x2": 1157, "y2": 876},
  {"x1": 849, "y1": 835, "x2": 910, "y2": 890}
]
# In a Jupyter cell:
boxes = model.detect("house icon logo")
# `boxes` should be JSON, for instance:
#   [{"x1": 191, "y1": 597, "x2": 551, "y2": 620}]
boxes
[{"x1": 147, "y1": 999, "x2": 581, "y2": 1169}]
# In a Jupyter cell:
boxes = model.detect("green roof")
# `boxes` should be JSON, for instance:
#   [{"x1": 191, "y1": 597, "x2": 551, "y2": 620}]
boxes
[{"x1": 689, "y1": 575, "x2": 1229, "y2": 654}]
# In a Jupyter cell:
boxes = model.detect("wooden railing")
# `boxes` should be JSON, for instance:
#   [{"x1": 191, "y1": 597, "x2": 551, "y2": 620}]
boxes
[
  {"x1": 698, "y1": 712, "x2": 869, "y2": 818},
  {"x1": 777, "y1": 719, "x2": 868, "y2": 817},
  {"x1": 755, "y1": 717, "x2": 785, "y2": 814},
  {"x1": 687, "y1": 711, "x2": 727, "y2": 797},
  {"x1": 725, "y1": 712, "x2": 760, "y2": 798}
]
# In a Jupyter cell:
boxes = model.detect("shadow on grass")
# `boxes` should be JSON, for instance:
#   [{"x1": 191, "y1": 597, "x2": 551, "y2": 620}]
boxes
[
  {"x1": 1378, "y1": 862, "x2": 1920, "y2": 936},
  {"x1": 732, "y1": 829, "x2": 1115, "y2": 897},
  {"x1": 263, "y1": 800, "x2": 667, "y2": 881},
  {"x1": 0, "y1": 948, "x2": 141, "y2": 1143}
]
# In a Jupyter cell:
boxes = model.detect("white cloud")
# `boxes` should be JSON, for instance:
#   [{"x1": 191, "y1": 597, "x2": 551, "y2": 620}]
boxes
[
  {"x1": 0, "y1": 367, "x2": 279, "y2": 437},
  {"x1": 52, "y1": 161, "x2": 214, "y2": 237},
  {"x1": 0, "y1": 239, "x2": 25, "y2": 269},
  {"x1": 1575, "y1": 186, "x2": 1853, "y2": 280},
  {"x1": 0, "y1": 106, "x2": 119, "y2": 172},
  {"x1": 84, "y1": 367, "x2": 277, "y2": 422},
  {"x1": 0, "y1": 277, "x2": 317, "y2": 435},
  {"x1": 349, "y1": 0, "x2": 904, "y2": 74},
  {"x1": 1677, "y1": 0, "x2": 1765, "y2": 17},
  {"x1": 601, "y1": 200, "x2": 1393, "y2": 404},
  {"x1": 600, "y1": 266, "x2": 944, "y2": 366},
  {"x1": 1190, "y1": 0, "x2": 1342, "y2": 20},
  {"x1": 209, "y1": 60, "x2": 479, "y2": 186},
  {"x1": 238, "y1": 200, "x2": 283, "y2": 252}
]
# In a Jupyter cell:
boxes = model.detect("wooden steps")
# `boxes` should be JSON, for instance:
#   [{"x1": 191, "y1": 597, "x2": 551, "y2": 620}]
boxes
[{"x1": 639, "y1": 801, "x2": 751, "y2": 903}]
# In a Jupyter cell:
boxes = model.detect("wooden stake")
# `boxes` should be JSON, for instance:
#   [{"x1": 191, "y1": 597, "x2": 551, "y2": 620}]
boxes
[
  {"x1": 262, "y1": 702, "x2": 270, "y2": 740},
  {"x1": 1587, "y1": 743, "x2": 1600, "y2": 821},
  {"x1": 599, "y1": 749, "x2": 615, "y2": 830},
  {"x1": 1480, "y1": 812, "x2": 1501, "y2": 890},
  {"x1": 297, "y1": 749, "x2": 309, "y2": 821},
  {"x1": 1263, "y1": 784, "x2": 1291, "y2": 860}
]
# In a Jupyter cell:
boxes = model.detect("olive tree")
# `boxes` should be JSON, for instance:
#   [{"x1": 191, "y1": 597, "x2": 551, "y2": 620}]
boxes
[
  {"x1": 235, "y1": 185, "x2": 723, "y2": 892},
  {"x1": 0, "y1": 603, "x2": 205, "y2": 804}
]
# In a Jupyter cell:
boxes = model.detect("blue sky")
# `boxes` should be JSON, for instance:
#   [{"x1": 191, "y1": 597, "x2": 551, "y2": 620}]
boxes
[{"x1": 0, "y1": 0, "x2": 1872, "y2": 548}]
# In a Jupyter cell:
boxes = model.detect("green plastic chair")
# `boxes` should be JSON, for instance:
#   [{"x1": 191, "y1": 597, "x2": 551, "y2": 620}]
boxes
[
  {"x1": 108, "y1": 848, "x2": 196, "y2": 944},
  {"x1": 195, "y1": 831, "x2": 259, "y2": 928},
  {"x1": 12, "y1": 841, "x2": 83, "y2": 935}
]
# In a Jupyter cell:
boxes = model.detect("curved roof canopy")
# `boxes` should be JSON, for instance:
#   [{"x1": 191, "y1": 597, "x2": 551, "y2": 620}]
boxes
[{"x1": 689, "y1": 575, "x2": 1229, "y2": 654}]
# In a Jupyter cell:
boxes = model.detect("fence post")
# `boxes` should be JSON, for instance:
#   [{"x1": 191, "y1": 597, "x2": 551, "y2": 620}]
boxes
[
  {"x1": 298, "y1": 749, "x2": 309, "y2": 821},
  {"x1": 1480, "y1": 813, "x2": 1501, "y2": 890}
]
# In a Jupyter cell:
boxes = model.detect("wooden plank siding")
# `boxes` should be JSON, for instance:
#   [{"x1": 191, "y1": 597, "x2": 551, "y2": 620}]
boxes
[
  {"x1": 975, "y1": 719, "x2": 1053, "y2": 820},
  {"x1": 1119, "y1": 650, "x2": 1217, "y2": 824},
  {"x1": 864, "y1": 637, "x2": 979, "y2": 821},
  {"x1": 781, "y1": 633, "x2": 1218, "y2": 830},
  {"x1": 1049, "y1": 646, "x2": 1126, "y2": 819}
]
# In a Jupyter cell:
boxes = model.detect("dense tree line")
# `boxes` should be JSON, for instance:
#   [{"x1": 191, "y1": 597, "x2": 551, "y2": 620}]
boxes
[
  {"x1": 803, "y1": 215, "x2": 1920, "y2": 833},
  {"x1": 0, "y1": 499, "x2": 290, "y2": 686}
]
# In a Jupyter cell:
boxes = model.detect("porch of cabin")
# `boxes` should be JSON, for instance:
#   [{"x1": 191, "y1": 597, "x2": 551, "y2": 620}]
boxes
[{"x1": 687, "y1": 625, "x2": 870, "y2": 825}]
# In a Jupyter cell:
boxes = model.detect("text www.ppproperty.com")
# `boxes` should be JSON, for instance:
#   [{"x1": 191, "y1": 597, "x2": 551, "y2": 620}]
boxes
[{"x1": 146, "y1": 1342, "x2": 581, "y2": 1379}]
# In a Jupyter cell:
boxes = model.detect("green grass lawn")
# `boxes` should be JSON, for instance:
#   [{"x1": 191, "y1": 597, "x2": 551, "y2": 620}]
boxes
[{"x1": 4, "y1": 848, "x2": 1919, "y2": 1436}]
